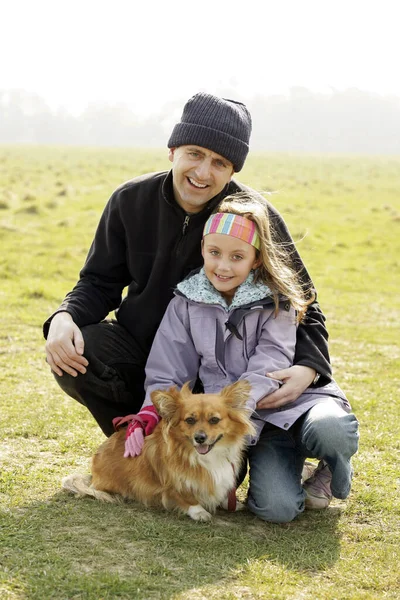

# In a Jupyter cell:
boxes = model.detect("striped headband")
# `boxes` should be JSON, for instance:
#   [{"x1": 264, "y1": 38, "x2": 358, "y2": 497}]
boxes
[{"x1": 203, "y1": 213, "x2": 260, "y2": 250}]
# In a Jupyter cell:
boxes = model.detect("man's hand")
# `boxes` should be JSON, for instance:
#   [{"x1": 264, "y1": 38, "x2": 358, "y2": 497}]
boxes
[
  {"x1": 45, "y1": 312, "x2": 88, "y2": 377},
  {"x1": 256, "y1": 365, "x2": 316, "y2": 410}
]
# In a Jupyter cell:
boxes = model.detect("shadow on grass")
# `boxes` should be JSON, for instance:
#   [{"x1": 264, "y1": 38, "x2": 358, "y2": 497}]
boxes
[{"x1": 0, "y1": 490, "x2": 344, "y2": 599}]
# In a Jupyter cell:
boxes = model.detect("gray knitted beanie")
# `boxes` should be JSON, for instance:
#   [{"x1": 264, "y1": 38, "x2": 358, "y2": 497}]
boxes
[{"x1": 168, "y1": 93, "x2": 252, "y2": 172}]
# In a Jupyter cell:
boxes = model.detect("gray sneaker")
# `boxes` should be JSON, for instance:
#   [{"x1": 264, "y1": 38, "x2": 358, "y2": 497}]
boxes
[
  {"x1": 303, "y1": 460, "x2": 332, "y2": 509},
  {"x1": 301, "y1": 460, "x2": 317, "y2": 483}
]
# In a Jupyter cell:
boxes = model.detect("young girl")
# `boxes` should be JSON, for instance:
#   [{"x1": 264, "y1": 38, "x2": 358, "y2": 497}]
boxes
[{"x1": 118, "y1": 193, "x2": 359, "y2": 523}]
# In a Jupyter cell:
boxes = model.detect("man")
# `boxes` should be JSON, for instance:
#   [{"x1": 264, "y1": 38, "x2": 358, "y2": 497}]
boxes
[
  {"x1": 44, "y1": 93, "x2": 358, "y2": 521},
  {"x1": 45, "y1": 94, "x2": 355, "y2": 514}
]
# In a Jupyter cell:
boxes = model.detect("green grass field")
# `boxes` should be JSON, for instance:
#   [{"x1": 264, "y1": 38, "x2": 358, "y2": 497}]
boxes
[{"x1": 1, "y1": 146, "x2": 399, "y2": 599}]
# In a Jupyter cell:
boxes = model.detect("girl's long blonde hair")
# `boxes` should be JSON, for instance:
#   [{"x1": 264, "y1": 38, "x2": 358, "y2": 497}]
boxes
[{"x1": 217, "y1": 192, "x2": 314, "y2": 321}]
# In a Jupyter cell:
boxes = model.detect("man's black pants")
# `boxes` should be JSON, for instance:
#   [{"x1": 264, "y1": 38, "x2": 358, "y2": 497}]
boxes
[{"x1": 53, "y1": 321, "x2": 147, "y2": 436}]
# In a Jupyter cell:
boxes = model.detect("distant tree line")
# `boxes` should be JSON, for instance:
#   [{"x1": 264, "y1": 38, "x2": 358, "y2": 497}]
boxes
[{"x1": 1, "y1": 87, "x2": 400, "y2": 154}]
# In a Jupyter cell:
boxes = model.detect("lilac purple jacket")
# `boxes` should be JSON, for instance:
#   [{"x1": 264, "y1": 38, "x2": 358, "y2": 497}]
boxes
[{"x1": 143, "y1": 269, "x2": 350, "y2": 445}]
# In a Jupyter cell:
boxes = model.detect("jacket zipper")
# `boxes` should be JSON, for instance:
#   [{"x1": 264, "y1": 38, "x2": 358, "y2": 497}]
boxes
[
  {"x1": 182, "y1": 215, "x2": 190, "y2": 235},
  {"x1": 175, "y1": 216, "x2": 190, "y2": 256}
]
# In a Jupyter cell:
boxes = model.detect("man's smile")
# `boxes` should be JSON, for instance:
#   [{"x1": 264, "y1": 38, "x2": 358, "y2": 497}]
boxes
[{"x1": 187, "y1": 177, "x2": 208, "y2": 189}]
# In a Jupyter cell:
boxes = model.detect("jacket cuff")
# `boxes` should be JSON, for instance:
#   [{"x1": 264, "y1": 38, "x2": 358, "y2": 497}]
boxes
[{"x1": 294, "y1": 360, "x2": 332, "y2": 387}]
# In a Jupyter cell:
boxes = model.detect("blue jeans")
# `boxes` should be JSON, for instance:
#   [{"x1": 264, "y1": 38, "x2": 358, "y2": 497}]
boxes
[{"x1": 246, "y1": 400, "x2": 359, "y2": 523}]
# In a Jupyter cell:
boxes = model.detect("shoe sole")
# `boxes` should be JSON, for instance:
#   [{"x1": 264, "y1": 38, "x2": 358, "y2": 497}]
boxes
[{"x1": 305, "y1": 495, "x2": 331, "y2": 509}]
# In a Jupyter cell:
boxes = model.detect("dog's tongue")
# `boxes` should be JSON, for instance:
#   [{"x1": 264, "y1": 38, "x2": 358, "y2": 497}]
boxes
[{"x1": 196, "y1": 444, "x2": 210, "y2": 455}]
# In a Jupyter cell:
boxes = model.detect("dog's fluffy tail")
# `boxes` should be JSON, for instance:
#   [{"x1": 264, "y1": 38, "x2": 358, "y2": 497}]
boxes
[{"x1": 62, "y1": 473, "x2": 119, "y2": 503}]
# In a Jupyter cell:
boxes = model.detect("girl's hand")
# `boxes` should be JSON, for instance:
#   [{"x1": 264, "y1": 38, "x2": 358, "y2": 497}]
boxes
[
  {"x1": 122, "y1": 406, "x2": 161, "y2": 458},
  {"x1": 256, "y1": 365, "x2": 316, "y2": 409}
]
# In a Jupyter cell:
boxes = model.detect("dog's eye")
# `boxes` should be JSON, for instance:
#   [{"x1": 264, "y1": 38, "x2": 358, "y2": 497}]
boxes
[
  {"x1": 209, "y1": 417, "x2": 221, "y2": 425},
  {"x1": 185, "y1": 417, "x2": 196, "y2": 425}
]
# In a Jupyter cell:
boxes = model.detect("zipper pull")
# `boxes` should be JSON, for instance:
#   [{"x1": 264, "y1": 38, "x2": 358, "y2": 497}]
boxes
[{"x1": 182, "y1": 215, "x2": 190, "y2": 235}]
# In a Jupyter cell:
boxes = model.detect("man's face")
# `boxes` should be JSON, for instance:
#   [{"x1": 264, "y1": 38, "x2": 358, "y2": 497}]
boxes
[{"x1": 169, "y1": 145, "x2": 234, "y2": 213}]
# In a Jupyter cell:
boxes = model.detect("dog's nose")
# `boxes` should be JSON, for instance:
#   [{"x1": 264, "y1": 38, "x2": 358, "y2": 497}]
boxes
[{"x1": 194, "y1": 431, "x2": 207, "y2": 444}]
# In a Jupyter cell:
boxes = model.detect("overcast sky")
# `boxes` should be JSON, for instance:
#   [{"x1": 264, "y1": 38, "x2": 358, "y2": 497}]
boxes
[{"x1": 1, "y1": 0, "x2": 399, "y2": 116}]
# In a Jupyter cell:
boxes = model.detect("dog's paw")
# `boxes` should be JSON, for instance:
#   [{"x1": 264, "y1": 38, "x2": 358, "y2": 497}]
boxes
[{"x1": 187, "y1": 504, "x2": 213, "y2": 522}]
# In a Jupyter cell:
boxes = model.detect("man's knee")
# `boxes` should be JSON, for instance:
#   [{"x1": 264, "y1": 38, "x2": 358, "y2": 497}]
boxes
[
  {"x1": 53, "y1": 369, "x2": 76, "y2": 396},
  {"x1": 52, "y1": 363, "x2": 139, "y2": 437},
  {"x1": 52, "y1": 369, "x2": 92, "y2": 404},
  {"x1": 50, "y1": 322, "x2": 147, "y2": 434}
]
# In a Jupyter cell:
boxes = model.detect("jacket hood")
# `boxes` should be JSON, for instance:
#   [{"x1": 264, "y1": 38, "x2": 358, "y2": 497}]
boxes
[{"x1": 176, "y1": 268, "x2": 273, "y2": 311}]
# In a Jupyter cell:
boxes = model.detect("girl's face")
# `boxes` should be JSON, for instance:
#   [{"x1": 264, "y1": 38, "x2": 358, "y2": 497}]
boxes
[{"x1": 202, "y1": 233, "x2": 261, "y2": 303}]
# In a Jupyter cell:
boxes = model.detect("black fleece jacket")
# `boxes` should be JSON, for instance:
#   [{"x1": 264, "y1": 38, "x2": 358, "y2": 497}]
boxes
[{"x1": 43, "y1": 170, "x2": 331, "y2": 384}]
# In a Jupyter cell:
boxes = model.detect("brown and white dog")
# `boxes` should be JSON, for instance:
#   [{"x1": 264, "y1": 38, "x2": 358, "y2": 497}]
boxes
[{"x1": 62, "y1": 380, "x2": 255, "y2": 521}]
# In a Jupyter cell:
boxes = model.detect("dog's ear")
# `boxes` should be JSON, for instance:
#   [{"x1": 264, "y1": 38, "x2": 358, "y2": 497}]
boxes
[
  {"x1": 151, "y1": 387, "x2": 181, "y2": 422},
  {"x1": 220, "y1": 380, "x2": 251, "y2": 410},
  {"x1": 179, "y1": 381, "x2": 193, "y2": 400},
  {"x1": 221, "y1": 380, "x2": 255, "y2": 437}
]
